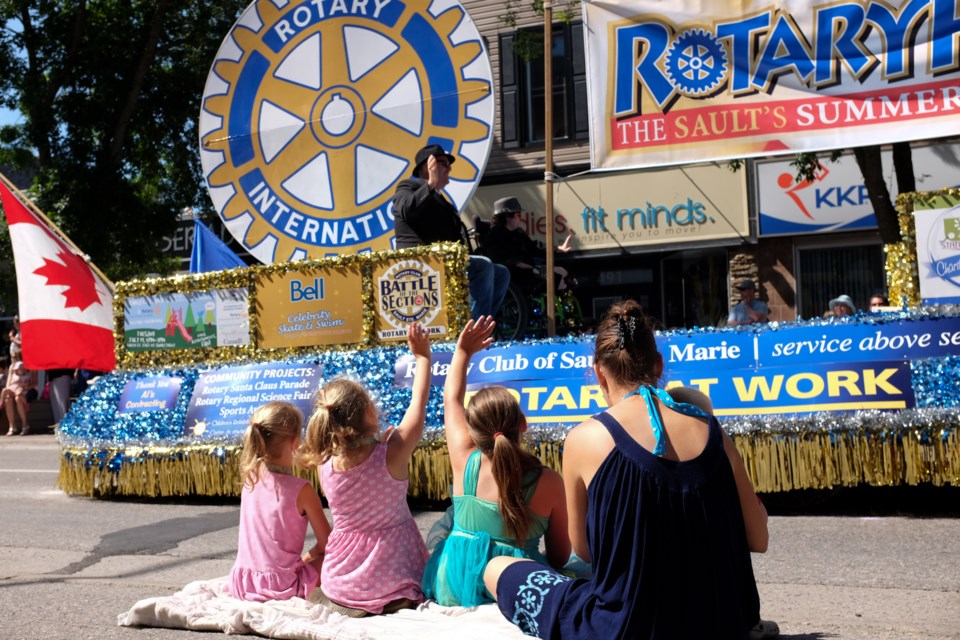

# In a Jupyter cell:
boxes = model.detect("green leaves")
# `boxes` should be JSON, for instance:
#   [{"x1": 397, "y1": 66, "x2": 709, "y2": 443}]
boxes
[{"x1": 0, "y1": 0, "x2": 249, "y2": 298}]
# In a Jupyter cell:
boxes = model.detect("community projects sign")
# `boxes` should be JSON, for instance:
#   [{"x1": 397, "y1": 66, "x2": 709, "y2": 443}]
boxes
[
  {"x1": 394, "y1": 316, "x2": 960, "y2": 426},
  {"x1": 184, "y1": 362, "x2": 323, "y2": 436},
  {"x1": 584, "y1": 0, "x2": 960, "y2": 170}
]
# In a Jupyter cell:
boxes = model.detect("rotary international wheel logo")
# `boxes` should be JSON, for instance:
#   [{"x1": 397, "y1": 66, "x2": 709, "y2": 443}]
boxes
[
  {"x1": 199, "y1": 0, "x2": 494, "y2": 263},
  {"x1": 664, "y1": 29, "x2": 727, "y2": 98}
]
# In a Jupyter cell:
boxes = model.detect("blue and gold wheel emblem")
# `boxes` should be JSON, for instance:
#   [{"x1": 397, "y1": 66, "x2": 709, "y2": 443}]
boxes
[{"x1": 199, "y1": 0, "x2": 494, "y2": 263}]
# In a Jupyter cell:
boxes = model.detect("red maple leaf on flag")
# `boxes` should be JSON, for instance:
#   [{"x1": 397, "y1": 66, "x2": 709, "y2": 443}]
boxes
[{"x1": 32, "y1": 249, "x2": 102, "y2": 311}]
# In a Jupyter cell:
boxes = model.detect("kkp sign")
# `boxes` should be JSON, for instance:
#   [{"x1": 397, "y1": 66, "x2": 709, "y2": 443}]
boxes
[{"x1": 584, "y1": 0, "x2": 960, "y2": 170}]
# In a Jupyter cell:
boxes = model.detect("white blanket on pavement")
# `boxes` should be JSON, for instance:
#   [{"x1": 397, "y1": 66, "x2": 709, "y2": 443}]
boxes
[{"x1": 118, "y1": 576, "x2": 527, "y2": 640}]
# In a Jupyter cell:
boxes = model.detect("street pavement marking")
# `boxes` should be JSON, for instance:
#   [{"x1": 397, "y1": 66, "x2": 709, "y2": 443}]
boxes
[{"x1": 0, "y1": 468, "x2": 59, "y2": 473}]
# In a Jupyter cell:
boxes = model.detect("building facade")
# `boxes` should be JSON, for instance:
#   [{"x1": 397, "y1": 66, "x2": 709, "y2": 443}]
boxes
[{"x1": 461, "y1": 2, "x2": 960, "y2": 328}]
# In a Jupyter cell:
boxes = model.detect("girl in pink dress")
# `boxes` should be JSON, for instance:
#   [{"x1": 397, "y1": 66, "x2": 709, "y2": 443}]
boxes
[
  {"x1": 300, "y1": 323, "x2": 432, "y2": 616},
  {"x1": 228, "y1": 402, "x2": 331, "y2": 602}
]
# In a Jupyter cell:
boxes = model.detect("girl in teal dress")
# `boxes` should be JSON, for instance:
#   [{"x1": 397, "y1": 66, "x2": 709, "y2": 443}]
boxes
[{"x1": 422, "y1": 316, "x2": 569, "y2": 606}]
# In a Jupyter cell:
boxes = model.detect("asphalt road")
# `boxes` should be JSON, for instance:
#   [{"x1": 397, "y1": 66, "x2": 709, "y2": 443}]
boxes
[{"x1": 1, "y1": 434, "x2": 958, "y2": 640}]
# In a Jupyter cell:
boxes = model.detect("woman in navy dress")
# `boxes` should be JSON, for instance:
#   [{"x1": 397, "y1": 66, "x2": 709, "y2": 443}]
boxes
[{"x1": 484, "y1": 299, "x2": 769, "y2": 639}]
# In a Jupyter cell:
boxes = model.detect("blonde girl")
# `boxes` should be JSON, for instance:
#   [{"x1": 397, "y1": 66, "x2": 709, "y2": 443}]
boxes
[
  {"x1": 228, "y1": 401, "x2": 330, "y2": 602},
  {"x1": 300, "y1": 323, "x2": 432, "y2": 616},
  {"x1": 421, "y1": 316, "x2": 569, "y2": 606}
]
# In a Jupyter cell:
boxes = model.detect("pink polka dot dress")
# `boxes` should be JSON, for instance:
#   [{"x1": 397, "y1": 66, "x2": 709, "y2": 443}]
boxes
[{"x1": 319, "y1": 442, "x2": 427, "y2": 613}]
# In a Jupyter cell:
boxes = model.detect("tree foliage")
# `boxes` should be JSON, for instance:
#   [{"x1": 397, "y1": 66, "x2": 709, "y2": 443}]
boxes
[
  {"x1": 780, "y1": 142, "x2": 914, "y2": 246},
  {"x1": 0, "y1": 0, "x2": 249, "y2": 294}
]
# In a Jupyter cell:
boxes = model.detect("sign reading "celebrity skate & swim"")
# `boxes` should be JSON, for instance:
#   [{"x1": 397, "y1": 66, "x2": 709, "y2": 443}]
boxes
[{"x1": 255, "y1": 266, "x2": 365, "y2": 348}]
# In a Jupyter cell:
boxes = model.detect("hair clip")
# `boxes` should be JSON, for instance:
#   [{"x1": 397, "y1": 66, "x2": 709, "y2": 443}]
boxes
[{"x1": 616, "y1": 316, "x2": 637, "y2": 350}]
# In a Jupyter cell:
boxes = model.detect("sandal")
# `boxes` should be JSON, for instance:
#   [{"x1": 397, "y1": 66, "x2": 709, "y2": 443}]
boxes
[
  {"x1": 749, "y1": 619, "x2": 780, "y2": 639},
  {"x1": 5, "y1": 427, "x2": 19, "y2": 436}
]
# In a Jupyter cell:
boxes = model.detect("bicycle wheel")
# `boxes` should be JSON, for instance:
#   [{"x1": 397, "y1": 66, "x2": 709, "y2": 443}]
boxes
[{"x1": 495, "y1": 282, "x2": 528, "y2": 341}]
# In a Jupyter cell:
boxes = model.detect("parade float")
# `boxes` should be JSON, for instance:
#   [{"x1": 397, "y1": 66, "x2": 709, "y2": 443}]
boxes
[
  {"x1": 56, "y1": 188, "x2": 960, "y2": 498},
  {"x1": 56, "y1": 0, "x2": 960, "y2": 498}
]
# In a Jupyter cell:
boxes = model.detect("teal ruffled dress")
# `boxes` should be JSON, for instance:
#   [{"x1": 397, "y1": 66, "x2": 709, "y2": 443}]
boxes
[{"x1": 422, "y1": 450, "x2": 548, "y2": 606}]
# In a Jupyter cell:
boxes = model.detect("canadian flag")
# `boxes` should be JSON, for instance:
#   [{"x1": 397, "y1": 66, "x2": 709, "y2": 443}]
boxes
[{"x1": 1, "y1": 182, "x2": 116, "y2": 372}]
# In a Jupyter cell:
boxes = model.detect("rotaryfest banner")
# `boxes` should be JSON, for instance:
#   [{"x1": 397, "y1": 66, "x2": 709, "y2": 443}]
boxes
[
  {"x1": 185, "y1": 362, "x2": 324, "y2": 436},
  {"x1": 394, "y1": 317, "x2": 960, "y2": 424},
  {"x1": 123, "y1": 289, "x2": 249, "y2": 352},
  {"x1": 256, "y1": 266, "x2": 364, "y2": 348},
  {"x1": 584, "y1": 0, "x2": 960, "y2": 170},
  {"x1": 912, "y1": 196, "x2": 960, "y2": 305}
]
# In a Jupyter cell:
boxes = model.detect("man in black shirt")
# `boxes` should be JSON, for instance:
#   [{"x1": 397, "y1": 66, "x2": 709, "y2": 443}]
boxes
[{"x1": 392, "y1": 144, "x2": 509, "y2": 319}]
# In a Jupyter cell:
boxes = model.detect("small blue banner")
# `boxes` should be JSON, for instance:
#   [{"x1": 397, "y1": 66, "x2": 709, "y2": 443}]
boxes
[
  {"x1": 118, "y1": 376, "x2": 182, "y2": 414},
  {"x1": 184, "y1": 362, "x2": 324, "y2": 436}
]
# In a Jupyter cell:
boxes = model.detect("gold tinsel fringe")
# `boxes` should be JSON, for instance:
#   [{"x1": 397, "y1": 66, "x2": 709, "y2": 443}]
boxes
[{"x1": 58, "y1": 430, "x2": 959, "y2": 499}]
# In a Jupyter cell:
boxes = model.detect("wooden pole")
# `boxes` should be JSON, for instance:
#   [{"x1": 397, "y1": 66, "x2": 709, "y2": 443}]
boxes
[
  {"x1": 544, "y1": 2, "x2": 556, "y2": 337},
  {"x1": 0, "y1": 172, "x2": 115, "y2": 292}
]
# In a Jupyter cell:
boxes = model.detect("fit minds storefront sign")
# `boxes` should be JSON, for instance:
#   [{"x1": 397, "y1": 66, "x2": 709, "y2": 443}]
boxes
[{"x1": 464, "y1": 162, "x2": 749, "y2": 253}]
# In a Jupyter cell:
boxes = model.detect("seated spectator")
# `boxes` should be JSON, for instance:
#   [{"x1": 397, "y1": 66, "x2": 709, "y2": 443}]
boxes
[
  {"x1": 828, "y1": 295, "x2": 856, "y2": 318},
  {"x1": 392, "y1": 144, "x2": 510, "y2": 320},
  {"x1": 728, "y1": 280, "x2": 769, "y2": 326},
  {"x1": 483, "y1": 299, "x2": 768, "y2": 638},
  {"x1": 3, "y1": 360, "x2": 38, "y2": 436},
  {"x1": 481, "y1": 197, "x2": 575, "y2": 294}
]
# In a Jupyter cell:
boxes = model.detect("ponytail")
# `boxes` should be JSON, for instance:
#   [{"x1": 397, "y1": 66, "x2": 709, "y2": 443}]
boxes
[
  {"x1": 239, "y1": 401, "x2": 303, "y2": 489},
  {"x1": 491, "y1": 432, "x2": 531, "y2": 543},
  {"x1": 465, "y1": 386, "x2": 542, "y2": 545},
  {"x1": 300, "y1": 378, "x2": 375, "y2": 467}
]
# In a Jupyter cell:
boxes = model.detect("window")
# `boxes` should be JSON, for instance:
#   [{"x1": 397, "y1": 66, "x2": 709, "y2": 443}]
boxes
[
  {"x1": 797, "y1": 242, "x2": 885, "y2": 318},
  {"x1": 499, "y1": 22, "x2": 588, "y2": 148}
]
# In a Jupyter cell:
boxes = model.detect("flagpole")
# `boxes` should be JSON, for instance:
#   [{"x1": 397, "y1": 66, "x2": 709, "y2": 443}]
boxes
[
  {"x1": 543, "y1": 2, "x2": 556, "y2": 337},
  {"x1": 0, "y1": 171, "x2": 115, "y2": 293}
]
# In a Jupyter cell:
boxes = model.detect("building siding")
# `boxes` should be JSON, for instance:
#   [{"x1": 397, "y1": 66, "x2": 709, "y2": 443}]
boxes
[{"x1": 462, "y1": 1, "x2": 591, "y2": 179}]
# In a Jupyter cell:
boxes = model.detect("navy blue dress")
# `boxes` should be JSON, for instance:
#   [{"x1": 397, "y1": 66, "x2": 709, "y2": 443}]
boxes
[{"x1": 497, "y1": 397, "x2": 761, "y2": 639}]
